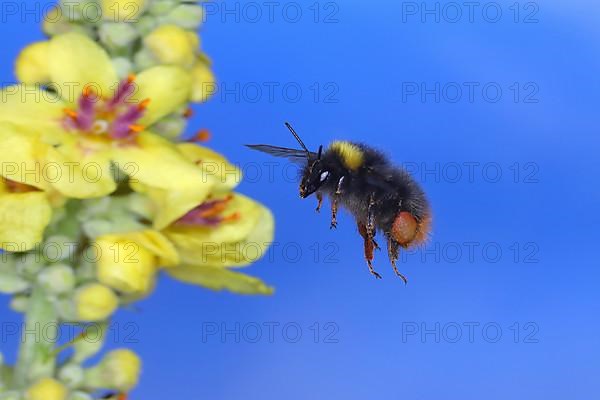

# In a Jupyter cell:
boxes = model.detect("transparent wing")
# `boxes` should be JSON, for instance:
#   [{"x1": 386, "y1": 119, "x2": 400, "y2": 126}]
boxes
[{"x1": 245, "y1": 144, "x2": 316, "y2": 163}]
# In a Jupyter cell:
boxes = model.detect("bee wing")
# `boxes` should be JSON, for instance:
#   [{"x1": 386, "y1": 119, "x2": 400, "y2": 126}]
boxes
[{"x1": 245, "y1": 144, "x2": 316, "y2": 163}]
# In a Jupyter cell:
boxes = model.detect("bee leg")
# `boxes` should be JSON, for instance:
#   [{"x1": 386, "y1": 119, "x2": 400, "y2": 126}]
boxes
[
  {"x1": 387, "y1": 237, "x2": 408, "y2": 285},
  {"x1": 316, "y1": 192, "x2": 323, "y2": 213},
  {"x1": 330, "y1": 177, "x2": 345, "y2": 228},
  {"x1": 367, "y1": 193, "x2": 381, "y2": 250},
  {"x1": 358, "y1": 221, "x2": 382, "y2": 279}
]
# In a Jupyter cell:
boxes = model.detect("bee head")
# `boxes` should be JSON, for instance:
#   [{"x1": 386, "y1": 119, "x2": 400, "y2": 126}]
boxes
[{"x1": 300, "y1": 145, "x2": 329, "y2": 198}]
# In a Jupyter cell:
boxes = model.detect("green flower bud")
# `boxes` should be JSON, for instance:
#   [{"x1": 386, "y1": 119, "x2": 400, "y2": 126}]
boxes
[
  {"x1": 15, "y1": 253, "x2": 46, "y2": 279},
  {"x1": 54, "y1": 297, "x2": 77, "y2": 321},
  {"x1": 126, "y1": 193, "x2": 155, "y2": 220},
  {"x1": 41, "y1": 235, "x2": 78, "y2": 263},
  {"x1": 152, "y1": 115, "x2": 187, "y2": 140},
  {"x1": 164, "y1": 4, "x2": 205, "y2": 29},
  {"x1": 99, "y1": 22, "x2": 139, "y2": 49},
  {"x1": 72, "y1": 324, "x2": 106, "y2": 364},
  {"x1": 0, "y1": 271, "x2": 29, "y2": 294},
  {"x1": 84, "y1": 349, "x2": 141, "y2": 392},
  {"x1": 79, "y1": 197, "x2": 112, "y2": 219},
  {"x1": 10, "y1": 294, "x2": 29, "y2": 313},
  {"x1": 81, "y1": 219, "x2": 113, "y2": 239},
  {"x1": 58, "y1": 363, "x2": 84, "y2": 388},
  {"x1": 37, "y1": 264, "x2": 75, "y2": 295},
  {"x1": 148, "y1": 0, "x2": 178, "y2": 16},
  {"x1": 111, "y1": 57, "x2": 134, "y2": 79},
  {"x1": 136, "y1": 15, "x2": 158, "y2": 35},
  {"x1": 133, "y1": 48, "x2": 158, "y2": 71}
]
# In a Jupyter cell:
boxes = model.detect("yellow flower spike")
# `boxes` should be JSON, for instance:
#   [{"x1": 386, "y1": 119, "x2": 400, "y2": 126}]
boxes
[
  {"x1": 101, "y1": 0, "x2": 148, "y2": 22},
  {"x1": 177, "y1": 143, "x2": 242, "y2": 192},
  {"x1": 144, "y1": 24, "x2": 196, "y2": 67},
  {"x1": 190, "y1": 60, "x2": 217, "y2": 103},
  {"x1": 84, "y1": 349, "x2": 141, "y2": 392},
  {"x1": 0, "y1": 185, "x2": 52, "y2": 252},
  {"x1": 15, "y1": 42, "x2": 51, "y2": 84},
  {"x1": 49, "y1": 33, "x2": 118, "y2": 104},
  {"x1": 95, "y1": 230, "x2": 177, "y2": 295},
  {"x1": 26, "y1": 378, "x2": 68, "y2": 400},
  {"x1": 74, "y1": 283, "x2": 119, "y2": 322}
]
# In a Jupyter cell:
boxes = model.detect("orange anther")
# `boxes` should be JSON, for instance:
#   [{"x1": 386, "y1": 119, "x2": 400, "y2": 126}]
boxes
[
  {"x1": 127, "y1": 73, "x2": 137, "y2": 83},
  {"x1": 128, "y1": 124, "x2": 145, "y2": 133},
  {"x1": 137, "y1": 98, "x2": 151, "y2": 110},
  {"x1": 63, "y1": 108, "x2": 78, "y2": 119},
  {"x1": 223, "y1": 212, "x2": 241, "y2": 223},
  {"x1": 118, "y1": 394, "x2": 128, "y2": 400},
  {"x1": 194, "y1": 129, "x2": 211, "y2": 142},
  {"x1": 183, "y1": 108, "x2": 194, "y2": 118}
]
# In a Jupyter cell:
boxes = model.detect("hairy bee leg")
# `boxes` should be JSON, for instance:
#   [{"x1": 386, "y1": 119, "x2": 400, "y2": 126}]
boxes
[
  {"x1": 330, "y1": 197, "x2": 338, "y2": 229},
  {"x1": 358, "y1": 222, "x2": 382, "y2": 279},
  {"x1": 387, "y1": 237, "x2": 408, "y2": 285},
  {"x1": 367, "y1": 193, "x2": 380, "y2": 250},
  {"x1": 330, "y1": 177, "x2": 345, "y2": 228},
  {"x1": 316, "y1": 192, "x2": 323, "y2": 213}
]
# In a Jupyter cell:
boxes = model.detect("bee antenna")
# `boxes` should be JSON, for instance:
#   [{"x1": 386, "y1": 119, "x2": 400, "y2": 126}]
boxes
[
  {"x1": 284, "y1": 122, "x2": 310, "y2": 156},
  {"x1": 317, "y1": 145, "x2": 323, "y2": 160}
]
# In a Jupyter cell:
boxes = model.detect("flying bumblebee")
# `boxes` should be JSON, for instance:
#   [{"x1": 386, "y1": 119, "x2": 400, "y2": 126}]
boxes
[{"x1": 247, "y1": 123, "x2": 432, "y2": 283}]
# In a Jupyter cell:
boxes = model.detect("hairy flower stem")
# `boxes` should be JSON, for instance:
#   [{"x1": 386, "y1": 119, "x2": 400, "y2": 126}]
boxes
[{"x1": 14, "y1": 285, "x2": 58, "y2": 389}]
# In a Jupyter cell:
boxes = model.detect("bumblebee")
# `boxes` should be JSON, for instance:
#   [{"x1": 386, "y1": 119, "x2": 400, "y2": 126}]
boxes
[{"x1": 247, "y1": 123, "x2": 432, "y2": 283}]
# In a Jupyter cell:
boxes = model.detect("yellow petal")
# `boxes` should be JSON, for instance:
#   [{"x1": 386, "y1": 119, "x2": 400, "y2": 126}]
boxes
[
  {"x1": 0, "y1": 192, "x2": 52, "y2": 252},
  {"x1": 165, "y1": 195, "x2": 274, "y2": 267},
  {"x1": 49, "y1": 33, "x2": 118, "y2": 104},
  {"x1": 167, "y1": 266, "x2": 273, "y2": 295},
  {"x1": 40, "y1": 135, "x2": 117, "y2": 199},
  {"x1": 75, "y1": 283, "x2": 119, "y2": 321},
  {"x1": 134, "y1": 66, "x2": 192, "y2": 125},
  {"x1": 144, "y1": 25, "x2": 196, "y2": 67},
  {"x1": 0, "y1": 122, "x2": 50, "y2": 190},
  {"x1": 113, "y1": 132, "x2": 214, "y2": 228},
  {"x1": 117, "y1": 230, "x2": 179, "y2": 267},
  {"x1": 0, "y1": 86, "x2": 64, "y2": 131},
  {"x1": 95, "y1": 235, "x2": 157, "y2": 295},
  {"x1": 177, "y1": 143, "x2": 242, "y2": 191},
  {"x1": 15, "y1": 41, "x2": 51, "y2": 84},
  {"x1": 190, "y1": 61, "x2": 216, "y2": 103}
]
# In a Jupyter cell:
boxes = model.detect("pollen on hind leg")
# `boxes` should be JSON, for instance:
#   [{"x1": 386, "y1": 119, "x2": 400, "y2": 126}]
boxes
[{"x1": 391, "y1": 211, "x2": 418, "y2": 246}]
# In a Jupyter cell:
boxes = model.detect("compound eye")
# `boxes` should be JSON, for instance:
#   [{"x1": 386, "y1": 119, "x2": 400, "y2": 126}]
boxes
[{"x1": 320, "y1": 171, "x2": 330, "y2": 182}]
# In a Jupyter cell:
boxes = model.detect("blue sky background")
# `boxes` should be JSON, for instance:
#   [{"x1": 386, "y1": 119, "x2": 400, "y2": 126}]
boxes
[{"x1": 1, "y1": 1, "x2": 599, "y2": 399}]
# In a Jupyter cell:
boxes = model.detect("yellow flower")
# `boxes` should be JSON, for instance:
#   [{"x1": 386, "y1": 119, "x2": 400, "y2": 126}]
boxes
[
  {"x1": 2, "y1": 33, "x2": 211, "y2": 223},
  {"x1": 0, "y1": 175, "x2": 52, "y2": 252},
  {"x1": 164, "y1": 192, "x2": 275, "y2": 295},
  {"x1": 84, "y1": 349, "x2": 141, "y2": 392},
  {"x1": 15, "y1": 42, "x2": 51, "y2": 83},
  {"x1": 101, "y1": 0, "x2": 148, "y2": 22},
  {"x1": 144, "y1": 25, "x2": 197, "y2": 67},
  {"x1": 26, "y1": 378, "x2": 68, "y2": 400},
  {"x1": 75, "y1": 283, "x2": 119, "y2": 321},
  {"x1": 95, "y1": 230, "x2": 178, "y2": 295},
  {"x1": 190, "y1": 60, "x2": 217, "y2": 103}
]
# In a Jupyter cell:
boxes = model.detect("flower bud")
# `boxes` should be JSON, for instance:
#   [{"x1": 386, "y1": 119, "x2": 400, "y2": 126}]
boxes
[
  {"x1": 72, "y1": 324, "x2": 106, "y2": 364},
  {"x1": 111, "y1": 58, "x2": 133, "y2": 79},
  {"x1": 84, "y1": 349, "x2": 141, "y2": 392},
  {"x1": 164, "y1": 4, "x2": 205, "y2": 29},
  {"x1": 37, "y1": 264, "x2": 75, "y2": 295},
  {"x1": 9, "y1": 294, "x2": 29, "y2": 313},
  {"x1": 99, "y1": 22, "x2": 139, "y2": 49},
  {"x1": 0, "y1": 272, "x2": 29, "y2": 294},
  {"x1": 96, "y1": 238, "x2": 157, "y2": 295},
  {"x1": 0, "y1": 391, "x2": 21, "y2": 400},
  {"x1": 25, "y1": 378, "x2": 68, "y2": 400},
  {"x1": 136, "y1": 15, "x2": 157, "y2": 35},
  {"x1": 148, "y1": 0, "x2": 178, "y2": 16},
  {"x1": 15, "y1": 253, "x2": 46, "y2": 280},
  {"x1": 42, "y1": 235, "x2": 78, "y2": 262},
  {"x1": 190, "y1": 61, "x2": 216, "y2": 103},
  {"x1": 133, "y1": 48, "x2": 158, "y2": 70},
  {"x1": 58, "y1": 363, "x2": 85, "y2": 388},
  {"x1": 100, "y1": 0, "x2": 147, "y2": 22},
  {"x1": 15, "y1": 42, "x2": 51, "y2": 84},
  {"x1": 74, "y1": 283, "x2": 119, "y2": 322},
  {"x1": 144, "y1": 24, "x2": 196, "y2": 66}
]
